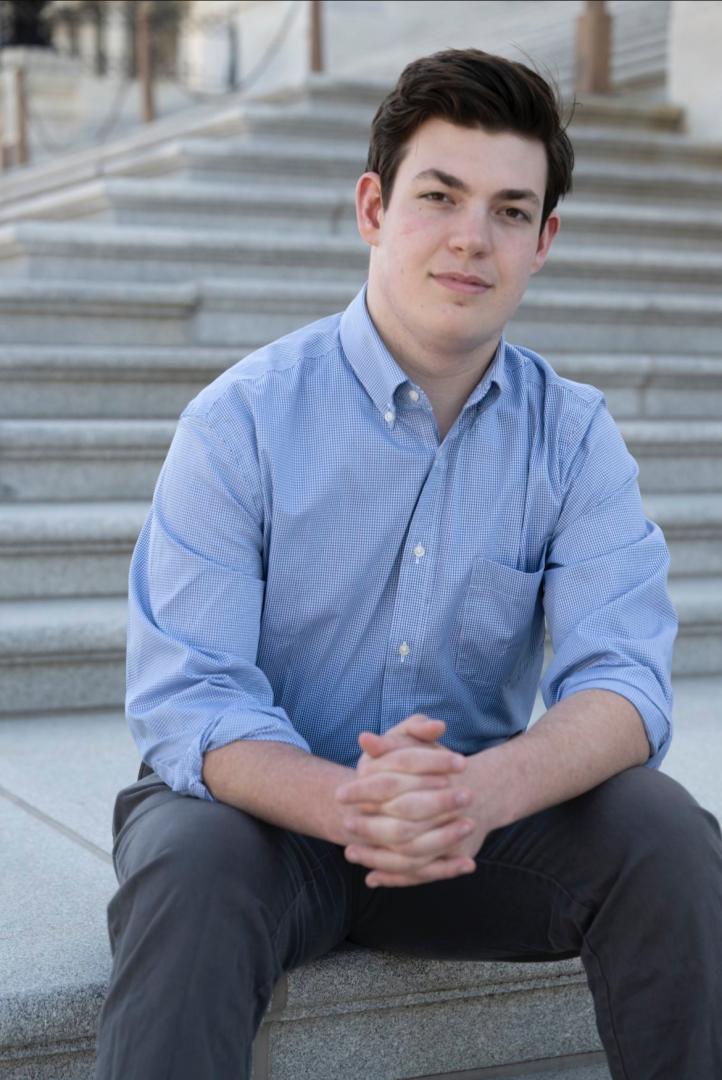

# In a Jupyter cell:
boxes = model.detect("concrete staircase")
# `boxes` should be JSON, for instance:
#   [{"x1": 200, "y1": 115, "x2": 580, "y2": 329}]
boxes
[{"x1": 1, "y1": 72, "x2": 721, "y2": 1080}]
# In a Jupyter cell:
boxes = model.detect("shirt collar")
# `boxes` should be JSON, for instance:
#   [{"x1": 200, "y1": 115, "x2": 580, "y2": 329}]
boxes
[{"x1": 339, "y1": 283, "x2": 509, "y2": 419}]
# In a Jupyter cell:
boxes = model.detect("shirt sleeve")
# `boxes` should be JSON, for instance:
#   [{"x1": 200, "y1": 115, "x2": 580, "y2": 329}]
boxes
[
  {"x1": 540, "y1": 399, "x2": 678, "y2": 769},
  {"x1": 126, "y1": 407, "x2": 312, "y2": 802}
]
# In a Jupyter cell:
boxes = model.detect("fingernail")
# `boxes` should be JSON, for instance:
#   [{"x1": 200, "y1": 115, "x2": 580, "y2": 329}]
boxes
[
  {"x1": 463, "y1": 860, "x2": 476, "y2": 874},
  {"x1": 451, "y1": 754, "x2": 466, "y2": 771},
  {"x1": 455, "y1": 790, "x2": 470, "y2": 806},
  {"x1": 459, "y1": 822, "x2": 472, "y2": 837},
  {"x1": 346, "y1": 847, "x2": 357, "y2": 861}
]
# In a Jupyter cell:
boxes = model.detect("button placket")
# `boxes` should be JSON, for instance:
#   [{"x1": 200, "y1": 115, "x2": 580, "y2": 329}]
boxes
[{"x1": 379, "y1": 448, "x2": 446, "y2": 729}]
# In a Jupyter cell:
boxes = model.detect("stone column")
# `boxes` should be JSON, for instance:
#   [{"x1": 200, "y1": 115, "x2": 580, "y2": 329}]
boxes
[{"x1": 669, "y1": 0, "x2": 722, "y2": 140}]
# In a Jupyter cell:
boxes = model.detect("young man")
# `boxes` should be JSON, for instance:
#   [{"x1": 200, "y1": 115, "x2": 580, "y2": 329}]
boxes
[{"x1": 95, "y1": 49, "x2": 722, "y2": 1079}]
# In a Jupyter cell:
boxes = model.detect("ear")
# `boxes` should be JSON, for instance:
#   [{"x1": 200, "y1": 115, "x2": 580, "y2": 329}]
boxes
[
  {"x1": 530, "y1": 210, "x2": 560, "y2": 275},
  {"x1": 355, "y1": 172, "x2": 384, "y2": 247}
]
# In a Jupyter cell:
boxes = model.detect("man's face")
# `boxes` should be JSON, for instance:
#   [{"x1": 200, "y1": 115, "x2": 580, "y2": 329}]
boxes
[{"x1": 357, "y1": 118, "x2": 559, "y2": 361}]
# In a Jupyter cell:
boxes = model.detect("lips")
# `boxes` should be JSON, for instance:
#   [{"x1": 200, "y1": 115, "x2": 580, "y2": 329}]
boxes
[{"x1": 432, "y1": 272, "x2": 492, "y2": 295}]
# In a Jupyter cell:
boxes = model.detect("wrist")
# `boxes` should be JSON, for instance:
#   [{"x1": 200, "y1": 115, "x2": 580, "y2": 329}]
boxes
[{"x1": 460, "y1": 746, "x2": 518, "y2": 835}]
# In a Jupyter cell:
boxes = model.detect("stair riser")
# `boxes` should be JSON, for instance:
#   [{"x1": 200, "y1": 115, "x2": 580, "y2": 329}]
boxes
[
  {"x1": 0, "y1": 306, "x2": 191, "y2": 346},
  {"x1": 506, "y1": 315, "x2": 722, "y2": 357},
  {"x1": 74, "y1": 203, "x2": 361, "y2": 237},
  {"x1": 3, "y1": 367, "x2": 722, "y2": 422},
  {"x1": 1, "y1": 623, "x2": 717, "y2": 716},
  {"x1": 571, "y1": 173, "x2": 722, "y2": 208},
  {"x1": 0, "y1": 457, "x2": 166, "y2": 502},
  {"x1": 0, "y1": 655, "x2": 124, "y2": 715},
  {"x1": 0, "y1": 1046, "x2": 95, "y2": 1080},
  {"x1": 0, "y1": 376, "x2": 223, "y2": 419},
  {"x1": 5, "y1": 250, "x2": 722, "y2": 296},
  {"x1": 633, "y1": 450, "x2": 722, "y2": 494},
  {"x1": 0, "y1": 550, "x2": 134, "y2": 600},
  {"x1": 1, "y1": 531, "x2": 717, "y2": 601}
]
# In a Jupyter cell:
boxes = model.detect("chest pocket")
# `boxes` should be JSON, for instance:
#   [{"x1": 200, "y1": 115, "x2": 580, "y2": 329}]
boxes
[{"x1": 454, "y1": 557, "x2": 544, "y2": 687}]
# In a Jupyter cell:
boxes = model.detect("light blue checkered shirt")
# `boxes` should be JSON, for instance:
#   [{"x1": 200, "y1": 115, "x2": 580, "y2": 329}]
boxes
[{"x1": 127, "y1": 284, "x2": 677, "y2": 801}]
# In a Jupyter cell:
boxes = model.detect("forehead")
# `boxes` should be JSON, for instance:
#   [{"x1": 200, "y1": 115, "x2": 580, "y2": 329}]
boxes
[{"x1": 396, "y1": 118, "x2": 547, "y2": 194}]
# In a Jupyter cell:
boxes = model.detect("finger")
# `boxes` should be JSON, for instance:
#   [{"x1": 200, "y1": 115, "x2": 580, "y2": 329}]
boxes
[
  {"x1": 361, "y1": 746, "x2": 466, "y2": 777},
  {"x1": 336, "y1": 770, "x2": 450, "y2": 805},
  {"x1": 390, "y1": 817, "x2": 475, "y2": 859},
  {"x1": 344, "y1": 809, "x2": 460, "y2": 848},
  {"x1": 380, "y1": 785, "x2": 471, "y2": 822},
  {"x1": 345, "y1": 843, "x2": 431, "y2": 874},
  {"x1": 365, "y1": 857, "x2": 477, "y2": 889},
  {"x1": 358, "y1": 717, "x2": 444, "y2": 760},
  {"x1": 358, "y1": 715, "x2": 446, "y2": 758},
  {"x1": 345, "y1": 819, "x2": 473, "y2": 869}
]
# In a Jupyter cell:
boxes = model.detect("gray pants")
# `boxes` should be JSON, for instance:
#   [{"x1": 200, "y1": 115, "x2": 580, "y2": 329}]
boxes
[{"x1": 94, "y1": 765, "x2": 722, "y2": 1079}]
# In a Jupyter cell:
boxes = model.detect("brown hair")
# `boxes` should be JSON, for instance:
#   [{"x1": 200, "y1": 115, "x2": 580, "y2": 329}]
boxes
[{"x1": 366, "y1": 48, "x2": 574, "y2": 229}]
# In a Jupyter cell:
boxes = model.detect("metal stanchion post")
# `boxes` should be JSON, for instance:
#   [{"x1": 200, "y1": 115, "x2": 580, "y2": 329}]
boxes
[
  {"x1": 14, "y1": 65, "x2": 29, "y2": 165},
  {"x1": 575, "y1": 0, "x2": 612, "y2": 95},
  {"x1": 310, "y1": 0, "x2": 324, "y2": 74},
  {"x1": 136, "y1": 0, "x2": 155, "y2": 123}
]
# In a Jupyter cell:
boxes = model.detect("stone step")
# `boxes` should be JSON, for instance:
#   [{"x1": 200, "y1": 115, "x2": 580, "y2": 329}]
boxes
[
  {"x1": 622, "y1": 420, "x2": 722, "y2": 493},
  {"x1": 3, "y1": 346, "x2": 722, "y2": 421},
  {"x1": 3, "y1": 278, "x2": 722, "y2": 354},
  {"x1": 0, "y1": 344, "x2": 243, "y2": 418},
  {"x1": 0, "y1": 279, "x2": 196, "y2": 346},
  {"x1": 0, "y1": 176, "x2": 359, "y2": 235},
  {"x1": 645, "y1": 493, "x2": 722, "y2": 578},
  {"x1": 506, "y1": 289, "x2": 722, "y2": 355},
  {"x1": 0, "y1": 87, "x2": 266, "y2": 212},
  {"x1": 0, "y1": 491, "x2": 718, "y2": 603},
  {"x1": 0, "y1": 596, "x2": 127, "y2": 714},
  {"x1": 4, "y1": 222, "x2": 722, "y2": 296},
  {"x1": 0, "y1": 501, "x2": 147, "y2": 600},
  {"x1": 0, "y1": 419, "x2": 175, "y2": 502},
  {"x1": 0, "y1": 578, "x2": 719, "y2": 716},
  {"x1": 1, "y1": 414, "x2": 721, "y2": 503},
  {"x1": 550, "y1": 354, "x2": 722, "y2": 420}
]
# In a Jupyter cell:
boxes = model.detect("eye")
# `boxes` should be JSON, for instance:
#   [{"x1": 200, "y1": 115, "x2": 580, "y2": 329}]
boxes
[
  {"x1": 502, "y1": 207, "x2": 531, "y2": 222},
  {"x1": 420, "y1": 191, "x2": 453, "y2": 203}
]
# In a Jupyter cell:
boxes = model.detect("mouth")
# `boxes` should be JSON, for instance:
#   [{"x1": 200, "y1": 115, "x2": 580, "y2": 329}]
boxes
[{"x1": 431, "y1": 272, "x2": 492, "y2": 296}]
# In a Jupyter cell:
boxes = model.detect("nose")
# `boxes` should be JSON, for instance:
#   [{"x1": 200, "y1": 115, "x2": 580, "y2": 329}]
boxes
[{"x1": 448, "y1": 206, "x2": 493, "y2": 257}]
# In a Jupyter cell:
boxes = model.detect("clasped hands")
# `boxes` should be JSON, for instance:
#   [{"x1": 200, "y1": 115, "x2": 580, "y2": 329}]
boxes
[{"x1": 335, "y1": 714, "x2": 488, "y2": 889}]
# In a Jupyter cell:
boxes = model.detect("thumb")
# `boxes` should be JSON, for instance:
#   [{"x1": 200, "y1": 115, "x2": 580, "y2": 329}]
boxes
[{"x1": 358, "y1": 715, "x2": 446, "y2": 759}]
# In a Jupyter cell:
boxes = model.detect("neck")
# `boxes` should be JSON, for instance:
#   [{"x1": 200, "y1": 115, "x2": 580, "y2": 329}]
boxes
[{"x1": 365, "y1": 283, "x2": 499, "y2": 439}]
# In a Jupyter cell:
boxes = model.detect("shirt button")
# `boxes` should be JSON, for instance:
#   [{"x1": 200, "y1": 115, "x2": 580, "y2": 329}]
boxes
[
  {"x1": 413, "y1": 544, "x2": 426, "y2": 559},
  {"x1": 384, "y1": 410, "x2": 394, "y2": 424},
  {"x1": 399, "y1": 642, "x2": 410, "y2": 658},
  {"x1": 408, "y1": 389, "x2": 420, "y2": 403}
]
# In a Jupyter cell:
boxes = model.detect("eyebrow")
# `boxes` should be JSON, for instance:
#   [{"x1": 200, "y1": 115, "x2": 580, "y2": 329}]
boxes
[{"x1": 413, "y1": 169, "x2": 541, "y2": 206}]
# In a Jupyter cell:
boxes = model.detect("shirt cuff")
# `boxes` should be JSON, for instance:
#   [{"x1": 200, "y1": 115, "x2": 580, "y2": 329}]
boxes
[
  {"x1": 548, "y1": 676, "x2": 672, "y2": 769},
  {"x1": 174, "y1": 718, "x2": 313, "y2": 802}
]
